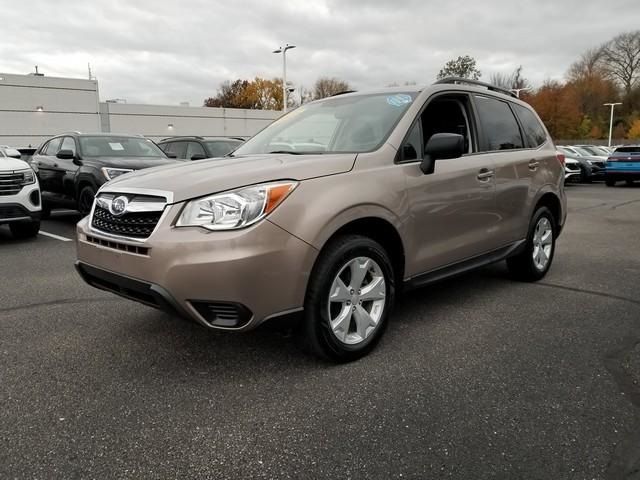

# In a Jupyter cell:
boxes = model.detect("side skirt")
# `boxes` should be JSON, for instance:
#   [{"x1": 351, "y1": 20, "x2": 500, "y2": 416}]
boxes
[{"x1": 404, "y1": 240, "x2": 525, "y2": 291}]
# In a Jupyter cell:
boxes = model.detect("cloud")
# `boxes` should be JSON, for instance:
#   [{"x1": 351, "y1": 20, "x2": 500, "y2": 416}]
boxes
[{"x1": 2, "y1": 0, "x2": 639, "y2": 105}]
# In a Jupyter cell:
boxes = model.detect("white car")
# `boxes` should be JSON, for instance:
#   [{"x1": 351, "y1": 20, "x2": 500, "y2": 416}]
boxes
[
  {"x1": 0, "y1": 147, "x2": 41, "y2": 238},
  {"x1": 564, "y1": 157, "x2": 581, "y2": 183}
]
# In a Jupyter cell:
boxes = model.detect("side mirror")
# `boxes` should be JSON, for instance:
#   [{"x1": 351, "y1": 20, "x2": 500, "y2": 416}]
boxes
[
  {"x1": 56, "y1": 149, "x2": 75, "y2": 160},
  {"x1": 165, "y1": 152, "x2": 177, "y2": 159},
  {"x1": 190, "y1": 153, "x2": 207, "y2": 161},
  {"x1": 420, "y1": 133, "x2": 465, "y2": 175},
  {"x1": 73, "y1": 158, "x2": 83, "y2": 166}
]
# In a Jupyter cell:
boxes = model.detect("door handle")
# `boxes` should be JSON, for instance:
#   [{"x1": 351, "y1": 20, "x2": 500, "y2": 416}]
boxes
[
  {"x1": 528, "y1": 160, "x2": 539, "y2": 170},
  {"x1": 477, "y1": 169, "x2": 494, "y2": 181}
]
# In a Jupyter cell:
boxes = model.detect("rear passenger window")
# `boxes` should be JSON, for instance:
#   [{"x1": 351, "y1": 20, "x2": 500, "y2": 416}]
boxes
[
  {"x1": 474, "y1": 96, "x2": 523, "y2": 151},
  {"x1": 513, "y1": 104, "x2": 547, "y2": 148}
]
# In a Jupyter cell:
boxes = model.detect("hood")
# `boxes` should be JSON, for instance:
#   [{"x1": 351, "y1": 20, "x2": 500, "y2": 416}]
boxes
[
  {"x1": 101, "y1": 153, "x2": 357, "y2": 203},
  {"x1": 83, "y1": 156, "x2": 179, "y2": 170},
  {"x1": 0, "y1": 156, "x2": 32, "y2": 171}
]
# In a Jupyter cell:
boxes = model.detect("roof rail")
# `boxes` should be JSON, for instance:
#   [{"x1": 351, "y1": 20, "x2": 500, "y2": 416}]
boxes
[
  {"x1": 158, "y1": 135, "x2": 205, "y2": 142},
  {"x1": 433, "y1": 77, "x2": 517, "y2": 98},
  {"x1": 331, "y1": 90, "x2": 357, "y2": 97},
  {"x1": 58, "y1": 131, "x2": 83, "y2": 135}
]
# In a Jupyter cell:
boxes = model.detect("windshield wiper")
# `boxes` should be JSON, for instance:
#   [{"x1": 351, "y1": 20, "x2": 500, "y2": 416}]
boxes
[{"x1": 268, "y1": 150, "x2": 304, "y2": 155}]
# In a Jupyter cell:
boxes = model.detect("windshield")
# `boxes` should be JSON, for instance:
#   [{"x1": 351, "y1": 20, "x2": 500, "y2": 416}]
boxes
[
  {"x1": 79, "y1": 136, "x2": 166, "y2": 158},
  {"x1": 233, "y1": 92, "x2": 417, "y2": 155},
  {"x1": 572, "y1": 146, "x2": 596, "y2": 157},
  {"x1": 578, "y1": 146, "x2": 602, "y2": 156}
]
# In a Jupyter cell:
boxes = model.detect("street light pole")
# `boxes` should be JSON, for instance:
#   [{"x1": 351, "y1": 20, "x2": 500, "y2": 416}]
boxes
[
  {"x1": 603, "y1": 102, "x2": 622, "y2": 147},
  {"x1": 273, "y1": 44, "x2": 296, "y2": 113}
]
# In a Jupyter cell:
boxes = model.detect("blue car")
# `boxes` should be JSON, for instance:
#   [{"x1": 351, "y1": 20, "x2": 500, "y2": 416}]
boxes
[{"x1": 605, "y1": 145, "x2": 640, "y2": 186}]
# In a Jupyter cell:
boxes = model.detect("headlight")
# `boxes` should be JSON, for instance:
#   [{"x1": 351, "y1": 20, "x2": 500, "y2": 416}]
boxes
[
  {"x1": 102, "y1": 167, "x2": 134, "y2": 181},
  {"x1": 21, "y1": 169, "x2": 36, "y2": 185},
  {"x1": 177, "y1": 181, "x2": 298, "y2": 231}
]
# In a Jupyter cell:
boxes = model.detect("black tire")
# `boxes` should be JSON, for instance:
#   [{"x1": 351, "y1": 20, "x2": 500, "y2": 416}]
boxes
[
  {"x1": 10, "y1": 220, "x2": 40, "y2": 239},
  {"x1": 579, "y1": 167, "x2": 591, "y2": 183},
  {"x1": 77, "y1": 185, "x2": 96, "y2": 216},
  {"x1": 298, "y1": 235, "x2": 396, "y2": 362},
  {"x1": 507, "y1": 207, "x2": 556, "y2": 282},
  {"x1": 605, "y1": 178, "x2": 616, "y2": 187},
  {"x1": 626, "y1": 180, "x2": 634, "y2": 186},
  {"x1": 40, "y1": 202, "x2": 51, "y2": 219}
]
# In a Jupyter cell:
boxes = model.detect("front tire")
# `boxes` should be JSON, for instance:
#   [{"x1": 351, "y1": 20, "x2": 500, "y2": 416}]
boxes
[
  {"x1": 10, "y1": 220, "x2": 40, "y2": 239},
  {"x1": 77, "y1": 185, "x2": 96, "y2": 216},
  {"x1": 298, "y1": 235, "x2": 396, "y2": 362},
  {"x1": 507, "y1": 207, "x2": 556, "y2": 282}
]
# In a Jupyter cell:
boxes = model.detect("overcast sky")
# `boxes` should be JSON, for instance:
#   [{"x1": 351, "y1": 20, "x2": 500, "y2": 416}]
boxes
[{"x1": 2, "y1": 0, "x2": 639, "y2": 105}]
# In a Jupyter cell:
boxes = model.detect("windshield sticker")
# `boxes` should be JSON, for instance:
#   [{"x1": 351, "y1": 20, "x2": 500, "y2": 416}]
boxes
[
  {"x1": 386, "y1": 94, "x2": 413, "y2": 107},
  {"x1": 108, "y1": 143, "x2": 124, "y2": 151}
]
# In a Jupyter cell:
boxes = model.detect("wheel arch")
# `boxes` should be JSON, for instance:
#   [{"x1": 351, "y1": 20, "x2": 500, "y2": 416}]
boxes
[
  {"x1": 533, "y1": 190, "x2": 563, "y2": 235},
  {"x1": 312, "y1": 215, "x2": 407, "y2": 287}
]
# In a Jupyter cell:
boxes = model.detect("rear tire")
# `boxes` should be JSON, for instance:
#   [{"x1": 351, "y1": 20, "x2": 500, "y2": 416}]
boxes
[
  {"x1": 605, "y1": 178, "x2": 616, "y2": 187},
  {"x1": 298, "y1": 235, "x2": 395, "y2": 362},
  {"x1": 10, "y1": 220, "x2": 40, "y2": 239},
  {"x1": 507, "y1": 207, "x2": 556, "y2": 282}
]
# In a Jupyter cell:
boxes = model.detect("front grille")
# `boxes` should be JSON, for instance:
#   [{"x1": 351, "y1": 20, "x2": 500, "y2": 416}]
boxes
[
  {"x1": 0, "y1": 172, "x2": 24, "y2": 196},
  {"x1": 0, "y1": 204, "x2": 29, "y2": 220},
  {"x1": 86, "y1": 235, "x2": 150, "y2": 255},
  {"x1": 190, "y1": 301, "x2": 253, "y2": 328},
  {"x1": 566, "y1": 163, "x2": 580, "y2": 171},
  {"x1": 91, "y1": 204, "x2": 162, "y2": 239}
]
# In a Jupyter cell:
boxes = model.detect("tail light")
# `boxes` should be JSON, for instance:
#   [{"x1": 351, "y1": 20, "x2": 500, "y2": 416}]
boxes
[{"x1": 556, "y1": 152, "x2": 565, "y2": 166}]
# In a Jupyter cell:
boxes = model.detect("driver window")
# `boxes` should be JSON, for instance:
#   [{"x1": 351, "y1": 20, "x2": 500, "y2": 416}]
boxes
[
  {"x1": 421, "y1": 96, "x2": 474, "y2": 155},
  {"x1": 399, "y1": 95, "x2": 474, "y2": 163}
]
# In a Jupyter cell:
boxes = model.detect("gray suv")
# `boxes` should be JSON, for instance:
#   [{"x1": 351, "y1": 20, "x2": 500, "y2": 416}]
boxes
[{"x1": 75, "y1": 78, "x2": 566, "y2": 362}]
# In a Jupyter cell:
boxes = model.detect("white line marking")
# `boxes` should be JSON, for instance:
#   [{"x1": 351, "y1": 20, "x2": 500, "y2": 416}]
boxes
[{"x1": 39, "y1": 230, "x2": 73, "y2": 242}]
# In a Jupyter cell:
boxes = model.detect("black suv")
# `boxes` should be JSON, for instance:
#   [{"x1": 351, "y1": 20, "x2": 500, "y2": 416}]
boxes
[
  {"x1": 157, "y1": 136, "x2": 243, "y2": 160},
  {"x1": 31, "y1": 133, "x2": 178, "y2": 216}
]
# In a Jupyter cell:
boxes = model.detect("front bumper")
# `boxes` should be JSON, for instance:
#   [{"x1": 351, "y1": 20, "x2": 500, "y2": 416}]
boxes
[
  {"x1": 76, "y1": 211, "x2": 318, "y2": 331},
  {"x1": 0, "y1": 183, "x2": 42, "y2": 223}
]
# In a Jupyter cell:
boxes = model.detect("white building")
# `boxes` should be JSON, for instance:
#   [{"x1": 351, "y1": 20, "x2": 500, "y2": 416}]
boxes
[{"x1": 0, "y1": 72, "x2": 279, "y2": 148}]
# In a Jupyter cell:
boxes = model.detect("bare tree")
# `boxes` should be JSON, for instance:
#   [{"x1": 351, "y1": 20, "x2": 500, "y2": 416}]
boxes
[
  {"x1": 490, "y1": 66, "x2": 530, "y2": 90},
  {"x1": 601, "y1": 31, "x2": 640, "y2": 96},
  {"x1": 568, "y1": 47, "x2": 605, "y2": 81},
  {"x1": 312, "y1": 77, "x2": 352, "y2": 100}
]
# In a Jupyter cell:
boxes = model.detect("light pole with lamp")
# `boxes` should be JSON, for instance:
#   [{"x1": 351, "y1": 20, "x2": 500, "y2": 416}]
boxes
[
  {"x1": 604, "y1": 102, "x2": 622, "y2": 147},
  {"x1": 273, "y1": 44, "x2": 296, "y2": 113}
]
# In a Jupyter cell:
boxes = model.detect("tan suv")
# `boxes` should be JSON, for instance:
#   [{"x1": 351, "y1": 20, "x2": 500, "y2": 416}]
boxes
[{"x1": 76, "y1": 78, "x2": 566, "y2": 362}]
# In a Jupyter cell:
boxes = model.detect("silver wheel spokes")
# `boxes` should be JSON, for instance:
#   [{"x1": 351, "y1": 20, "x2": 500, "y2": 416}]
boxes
[
  {"x1": 328, "y1": 257, "x2": 386, "y2": 345},
  {"x1": 532, "y1": 217, "x2": 553, "y2": 270}
]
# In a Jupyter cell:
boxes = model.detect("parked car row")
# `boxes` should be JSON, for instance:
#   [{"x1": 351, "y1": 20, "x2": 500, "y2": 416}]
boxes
[
  {"x1": 27, "y1": 133, "x2": 243, "y2": 217},
  {"x1": 557, "y1": 145, "x2": 608, "y2": 183}
]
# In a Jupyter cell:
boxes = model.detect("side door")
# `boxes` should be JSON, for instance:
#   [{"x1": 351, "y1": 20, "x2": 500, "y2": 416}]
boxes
[
  {"x1": 33, "y1": 137, "x2": 62, "y2": 193},
  {"x1": 473, "y1": 95, "x2": 535, "y2": 244},
  {"x1": 401, "y1": 93, "x2": 499, "y2": 277},
  {"x1": 163, "y1": 141, "x2": 188, "y2": 160},
  {"x1": 59, "y1": 136, "x2": 80, "y2": 199},
  {"x1": 185, "y1": 141, "x2": 207, "y2": 160}
]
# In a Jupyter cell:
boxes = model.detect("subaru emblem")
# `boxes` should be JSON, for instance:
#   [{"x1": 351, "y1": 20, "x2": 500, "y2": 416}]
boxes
[{"x1": 110, "y1": 196, "x2": 129, "y2": 217}]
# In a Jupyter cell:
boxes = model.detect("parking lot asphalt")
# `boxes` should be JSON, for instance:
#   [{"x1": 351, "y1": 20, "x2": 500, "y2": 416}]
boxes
[{"x1": 1, "y1": 184, "x2": 639, "y2": 479}]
